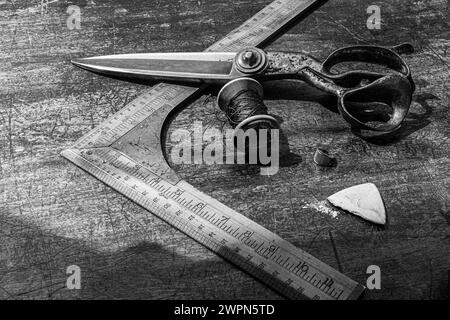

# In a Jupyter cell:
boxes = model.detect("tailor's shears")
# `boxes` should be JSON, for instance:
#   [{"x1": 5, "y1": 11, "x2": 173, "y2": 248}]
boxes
[{"x1": 72, "y1": 42, "x2": 415, "y2": 133}]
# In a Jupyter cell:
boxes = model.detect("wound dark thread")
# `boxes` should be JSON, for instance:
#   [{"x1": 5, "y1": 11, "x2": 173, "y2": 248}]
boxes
[
  {"x1": 224, "y1": 89, "x2": 271, "y2": 130},
  {"x1": 222, "y1": 88, "x2": 276, "y2": 163}
]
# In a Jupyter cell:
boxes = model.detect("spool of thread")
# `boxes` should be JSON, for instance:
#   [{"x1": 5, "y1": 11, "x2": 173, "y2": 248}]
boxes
[
  {"x1": 217, "y1": 78, "x2": 278, "y2": 130},
  {"x1": 217, "y1": 78, "x2": 279, "y2": 157}
]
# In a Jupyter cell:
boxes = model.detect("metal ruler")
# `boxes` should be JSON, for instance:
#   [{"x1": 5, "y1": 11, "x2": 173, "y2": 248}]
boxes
[{"x1": 62, "y1": 0, "x2": 365, "y2": 300}]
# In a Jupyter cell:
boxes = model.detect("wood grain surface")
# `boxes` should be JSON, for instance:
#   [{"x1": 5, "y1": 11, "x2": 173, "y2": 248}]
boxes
[{"x1": 0, "y1": 0, "x2": 449, "y2": 299}]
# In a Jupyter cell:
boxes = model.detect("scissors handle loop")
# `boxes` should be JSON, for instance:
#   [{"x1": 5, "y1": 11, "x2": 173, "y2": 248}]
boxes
[
  {"x1": 321, "y1": 44, "x2": 414, "y2": 90},
  {"x1": 298, "y1": 67, "x2": 412, "y2": 132},
  {"x1": 265, "y1": 44, "x2": 415, "y2": 132}
]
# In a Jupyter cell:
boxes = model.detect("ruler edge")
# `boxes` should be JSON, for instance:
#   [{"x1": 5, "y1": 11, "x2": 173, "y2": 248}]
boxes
[
  {"x1": 178, "y1": 179, "x2": 363, "y2": 291},
  {"x1": 61, "y1": 147, "x2": 365, "y2": 300},
  {"x1": 60, "y1": 148, "x2": 308, "y2": 300}
]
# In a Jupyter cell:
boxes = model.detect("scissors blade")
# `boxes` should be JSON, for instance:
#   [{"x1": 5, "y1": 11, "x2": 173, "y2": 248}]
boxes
[{"x1": 71, "y1": 52, "x2": 238, "y2": 83}]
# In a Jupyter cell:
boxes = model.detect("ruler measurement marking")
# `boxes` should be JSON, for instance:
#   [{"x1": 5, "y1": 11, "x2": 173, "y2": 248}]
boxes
[{"x1": 126, "y1": 156, "x2": 344, "y2": 298}]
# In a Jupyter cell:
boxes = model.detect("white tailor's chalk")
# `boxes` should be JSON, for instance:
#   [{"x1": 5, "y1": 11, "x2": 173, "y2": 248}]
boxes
[{"x1": 327, "y1": 183, "x2": 386, "y2": 225}]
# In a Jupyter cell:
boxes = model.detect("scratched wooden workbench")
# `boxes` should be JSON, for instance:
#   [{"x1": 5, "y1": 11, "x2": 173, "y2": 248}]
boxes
[{"x1": 0, "y1": 0, "x2": 448, "y2": 299}]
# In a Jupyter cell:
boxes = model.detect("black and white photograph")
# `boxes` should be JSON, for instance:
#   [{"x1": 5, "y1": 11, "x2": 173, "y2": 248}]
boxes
[{"x1": 0, "y1": 0, "x2": 448, "y2": 310}]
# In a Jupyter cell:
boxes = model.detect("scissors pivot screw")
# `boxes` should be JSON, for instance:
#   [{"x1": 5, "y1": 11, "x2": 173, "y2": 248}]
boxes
[
  {"x1": 235, "y1": 47, "x2": 268, "y2": 74},
  {"x1": 243, "y1": 51, "x2": 256, "y2": 64}
]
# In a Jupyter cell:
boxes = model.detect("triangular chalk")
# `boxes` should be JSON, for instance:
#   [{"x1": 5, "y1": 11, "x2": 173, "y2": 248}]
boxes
[{"x1": 327, "y1": 183, "x2": 386, "y2": 225}]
